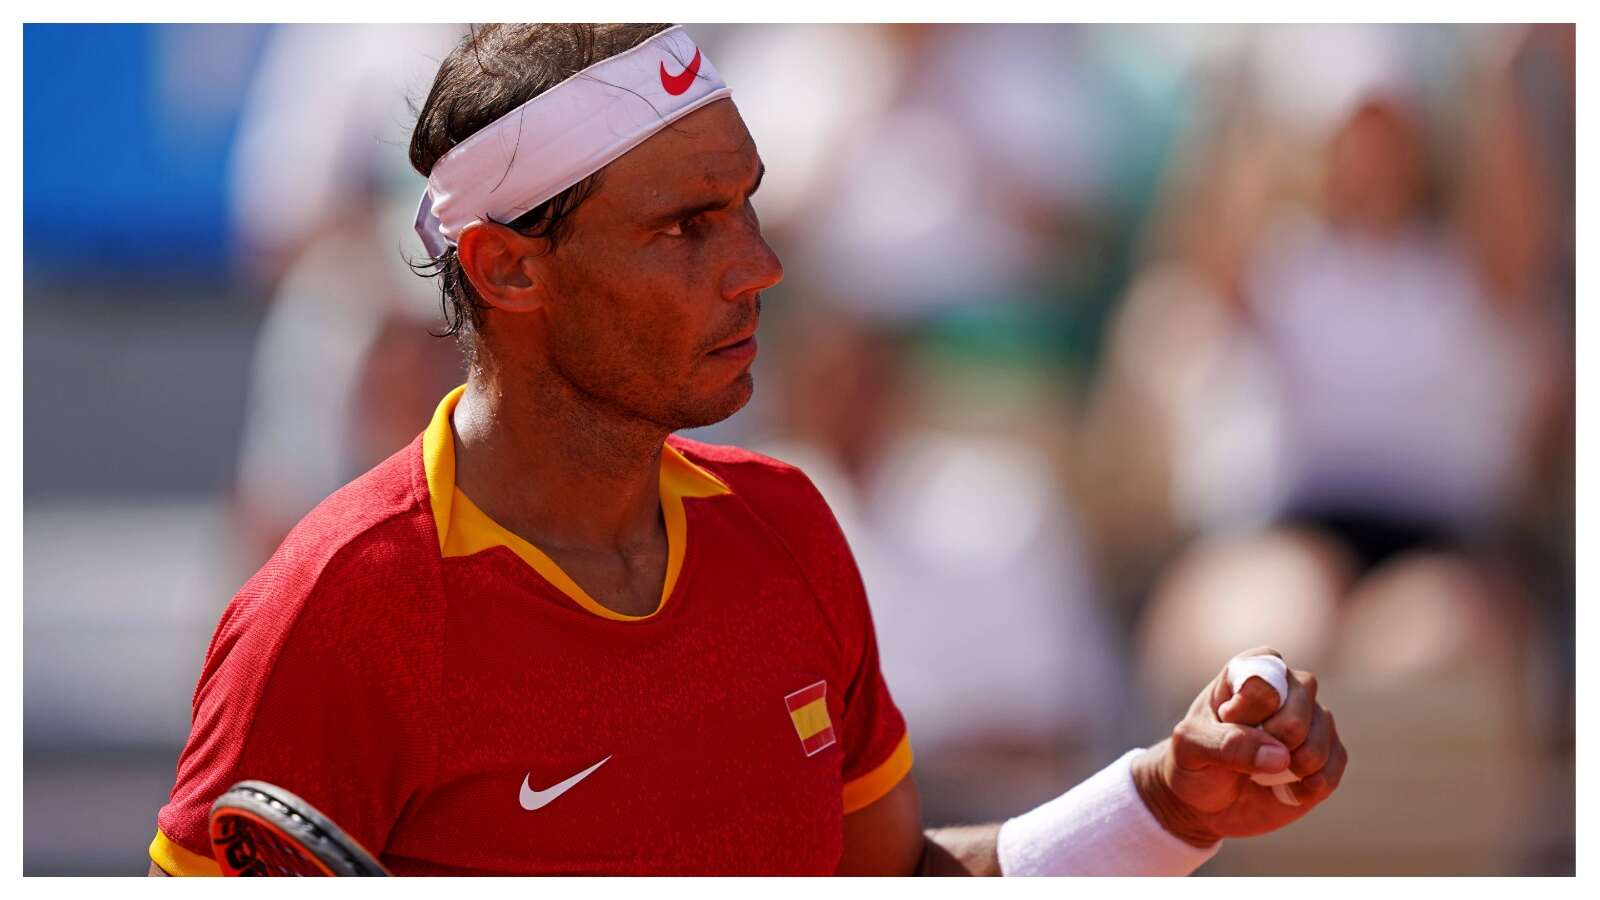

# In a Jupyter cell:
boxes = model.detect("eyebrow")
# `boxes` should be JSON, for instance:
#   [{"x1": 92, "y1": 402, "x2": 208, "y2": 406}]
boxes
[{"x1": 645, "y1": 162, "x2": 765, "y2": 228}]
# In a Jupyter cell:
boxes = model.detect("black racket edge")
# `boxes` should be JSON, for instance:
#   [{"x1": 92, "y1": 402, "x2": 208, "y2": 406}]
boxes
[{"x1": 209, "y1": 780, "x2": 389, "y2": 876}]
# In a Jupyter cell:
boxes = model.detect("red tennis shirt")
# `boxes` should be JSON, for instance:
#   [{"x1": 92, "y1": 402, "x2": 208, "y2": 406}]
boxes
[{"x1": 151, "y1": 386, "x2": 911, "y2": 875}]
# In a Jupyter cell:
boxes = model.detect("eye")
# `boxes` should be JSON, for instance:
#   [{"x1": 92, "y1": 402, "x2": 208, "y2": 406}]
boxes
[{"x1": 663, "y1": 215, "x2": 703, "y2": 238}]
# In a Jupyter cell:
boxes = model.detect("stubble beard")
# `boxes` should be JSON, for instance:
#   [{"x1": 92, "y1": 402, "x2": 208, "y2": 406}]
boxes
[{"x1": 543, "y1": 334, "x2": 755, "y2": 443}]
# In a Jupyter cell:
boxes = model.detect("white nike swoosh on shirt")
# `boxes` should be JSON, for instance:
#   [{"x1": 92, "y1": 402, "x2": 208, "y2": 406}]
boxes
[{"x1": 518, "y1": 755, "x2": 611, "y2": 811}]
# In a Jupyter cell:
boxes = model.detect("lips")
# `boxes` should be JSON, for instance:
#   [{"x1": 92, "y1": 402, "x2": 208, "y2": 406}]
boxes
[
  {"x1": 712, "y1": 328, "x2": 755, "y2": 350},
  {"x1": 709, "y1": 329, "x2": 759, "y2": 361}
]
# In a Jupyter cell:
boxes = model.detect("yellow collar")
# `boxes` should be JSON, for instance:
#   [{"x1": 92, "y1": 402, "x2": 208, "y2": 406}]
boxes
[{"x1": 422, "y1": 385, "x2": 730, "y2": 621}]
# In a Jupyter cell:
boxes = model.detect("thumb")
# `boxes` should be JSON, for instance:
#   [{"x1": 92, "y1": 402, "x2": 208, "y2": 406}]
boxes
[{"x1": 1171, "y1": 717, "x2": 1292, "y2": 777}]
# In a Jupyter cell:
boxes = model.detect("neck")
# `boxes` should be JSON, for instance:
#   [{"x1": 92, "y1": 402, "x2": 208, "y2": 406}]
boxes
[{"x1": 451, "y1": 360, "x2": 670, "y2": 554}]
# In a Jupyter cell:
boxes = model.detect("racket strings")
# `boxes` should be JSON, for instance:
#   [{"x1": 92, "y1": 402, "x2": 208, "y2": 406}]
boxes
[{"x1": 213, "y1": 814, "x2": 329, "y2": 876}]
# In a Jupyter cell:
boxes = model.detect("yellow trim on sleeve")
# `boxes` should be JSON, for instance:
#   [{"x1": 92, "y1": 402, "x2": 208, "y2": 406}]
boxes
[
  {"x1": 841, "y1": 732, "x2": 914, "y2": 815},
  {"x1": 421, "y1": 386, "x2": 733, "y2": 621},
  {"x1": 149, "y1": 827, "x2": 222, "y2": 876}
]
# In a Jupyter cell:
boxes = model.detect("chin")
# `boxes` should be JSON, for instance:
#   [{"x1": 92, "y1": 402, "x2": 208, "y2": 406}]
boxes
[{"x1": 672, "y1": 372, "x2": 754, "y2": 430}]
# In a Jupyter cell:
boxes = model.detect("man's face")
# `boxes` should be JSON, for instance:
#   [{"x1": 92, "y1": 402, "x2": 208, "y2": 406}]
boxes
[{"x1": 527, "y1": 99, "x2": 783, "y2": 431}]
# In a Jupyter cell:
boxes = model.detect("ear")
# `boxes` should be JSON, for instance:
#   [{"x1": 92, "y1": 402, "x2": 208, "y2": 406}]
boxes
[{"x1": 456, "y1": 222, "x2": 548, "y2": 314}]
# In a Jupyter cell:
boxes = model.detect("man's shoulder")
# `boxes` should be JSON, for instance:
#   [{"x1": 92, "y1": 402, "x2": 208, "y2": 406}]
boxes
[
  {"x1": 231, "y1": 437, "x2": 439, "y2": 631},
  {"x1": 283, "y1": 436, "x2": 432, "y2": 557},
  {"x1": 182, "y1": 437, "x2": 446, "y2": 744},
  {"x1": 670, "y1": 435, "x2": 871, "y2": 644},
  {"x1": 668, "y1": 433, "x2": 796, "y2": 473},
  {"x1": 668, "y1": 434, "x2": 822, "y2": 509},
  {"x1": 668, "y1": 434, "x2": 852, "y2": 562}
]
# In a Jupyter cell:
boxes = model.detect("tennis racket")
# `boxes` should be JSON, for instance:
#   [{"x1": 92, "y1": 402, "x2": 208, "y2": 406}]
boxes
[{"x1": 208, "y1": 780, "x2": 389, "y2": 876}]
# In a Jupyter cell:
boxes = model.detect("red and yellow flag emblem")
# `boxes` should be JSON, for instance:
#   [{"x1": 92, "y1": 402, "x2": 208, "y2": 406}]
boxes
[{"x1": 784, "y1": 680, "x2": 836, "y2": 756}]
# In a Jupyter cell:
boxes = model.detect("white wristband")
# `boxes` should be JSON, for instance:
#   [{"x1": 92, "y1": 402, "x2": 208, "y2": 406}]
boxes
[{"x1": 997, "y1": 749, "x2": 1220, "y2": 876}]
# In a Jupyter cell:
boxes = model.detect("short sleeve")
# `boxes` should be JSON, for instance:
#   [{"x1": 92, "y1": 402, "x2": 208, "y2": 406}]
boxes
[
  {"x1": 776, "y1": 469, "x2": 912, "y2": 814},
  {"x1": 152, "y1": 542, "x2": 439, "y2": 874},
  {"x1": 837, "y1": 599, "x2": 913, "y2": 813}
]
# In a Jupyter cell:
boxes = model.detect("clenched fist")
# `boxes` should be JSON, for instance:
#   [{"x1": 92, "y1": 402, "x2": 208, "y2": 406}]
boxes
[{"x1": 1131, "y1": 647, "x2": 1348, "y2": 847}]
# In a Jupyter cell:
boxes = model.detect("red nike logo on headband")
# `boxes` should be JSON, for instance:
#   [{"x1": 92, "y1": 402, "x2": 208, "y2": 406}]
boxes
[{"x1": 659, "y1": 48, "x2": 701, "y2": 96}]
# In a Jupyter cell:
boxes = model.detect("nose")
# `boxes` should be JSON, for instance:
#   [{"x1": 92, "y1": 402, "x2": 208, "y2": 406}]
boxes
[{"x1": 721, "y1": 218, "x2": 784, "y2": 302}]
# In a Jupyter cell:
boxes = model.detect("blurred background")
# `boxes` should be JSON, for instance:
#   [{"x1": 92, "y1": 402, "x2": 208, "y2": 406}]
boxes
[{"x1": 23, "y1": 23, "x2": 1573, "y2": 875}]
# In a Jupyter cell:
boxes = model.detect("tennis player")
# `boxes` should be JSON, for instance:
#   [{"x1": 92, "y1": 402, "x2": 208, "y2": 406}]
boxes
[{"x1": 149, "y1": 24, "x2": 1345, "y2": 876}]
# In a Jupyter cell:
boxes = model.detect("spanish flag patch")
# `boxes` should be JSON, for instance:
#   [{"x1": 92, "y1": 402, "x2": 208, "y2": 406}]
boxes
[{"x1": 784, "y1": 680, "x2": 836, "y2": 756}]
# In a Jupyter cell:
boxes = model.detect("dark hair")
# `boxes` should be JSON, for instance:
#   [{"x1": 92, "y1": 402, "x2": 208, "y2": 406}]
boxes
[{"x1": 408, "y1": 23, "x2": 674, "y2": 352}]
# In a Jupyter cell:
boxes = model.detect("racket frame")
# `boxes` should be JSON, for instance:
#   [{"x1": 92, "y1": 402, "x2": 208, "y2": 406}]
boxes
[{"x1": 208, "y1": 780, "x2": 388, "y2": 876}]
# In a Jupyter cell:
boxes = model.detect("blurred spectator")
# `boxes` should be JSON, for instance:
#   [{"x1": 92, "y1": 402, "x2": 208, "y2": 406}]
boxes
[
  {"x1": 227, "y1": 25, "x2": 466, "y2": 569},
  {"x1": 1082, "y1": 24, "x2": 1570, "y2": 873},
  {"x1": 1458, "y1": 24, "x2": 1575, "y2": 872},
  {"x1": 755, "y1": 305, "x2": 1127, "y2": 825}
]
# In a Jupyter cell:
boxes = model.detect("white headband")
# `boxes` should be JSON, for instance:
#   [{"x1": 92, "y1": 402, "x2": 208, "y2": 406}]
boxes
[{"x1": 414, "y1": 25, "x2": 731, "y2": 257}]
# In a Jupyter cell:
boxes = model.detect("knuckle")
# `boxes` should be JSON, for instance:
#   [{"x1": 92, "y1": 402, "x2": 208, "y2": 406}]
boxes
[
  {"x1": 1220, "y1": 728, "x2": 1253, "y2": 765},
  {"x1": 1170, "y1": 726, "x2": 1205, "y2": 769},
  {"x1": 1169, "y1": 722, "x2": 1196, "y2": 759},
  {"x1": 1275, "y1": 716, "x2": 1310, "y2": 749},
  {"x1": 1292, "y1": 742, "x2": 1329, "y2": 775},
  {"x1": 1298, "y1": 670, "x2": 1319, "y2": 700}
]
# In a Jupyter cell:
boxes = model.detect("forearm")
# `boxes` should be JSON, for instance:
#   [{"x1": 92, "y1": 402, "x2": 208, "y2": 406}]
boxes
[
  {"x1": 906, "y1": 747, "x2": 1216, "y2": 877},
  {"x1": 918, "y1": 824, "x2": 1002, "y2": 876},
  {"x1": 988, "y1": 749, "x2": 1219, "y2": 876}
]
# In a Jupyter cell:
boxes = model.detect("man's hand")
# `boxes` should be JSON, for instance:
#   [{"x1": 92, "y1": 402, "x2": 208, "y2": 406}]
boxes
[{"x1": 1131, "y1": 647, "x2": 1347, "y2": 847}]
